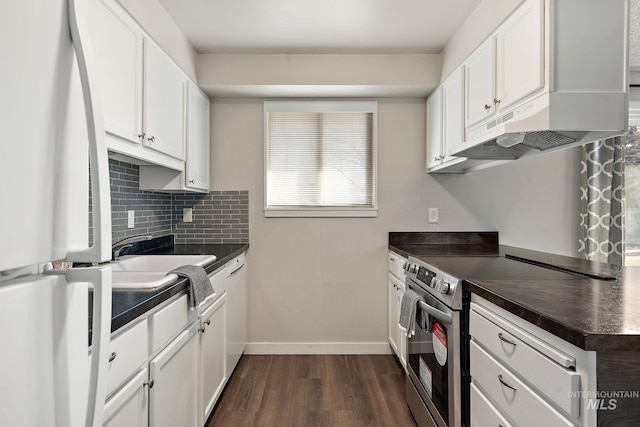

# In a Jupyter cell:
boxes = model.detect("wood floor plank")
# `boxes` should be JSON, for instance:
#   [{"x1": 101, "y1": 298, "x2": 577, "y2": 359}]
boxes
[{"x1": 207, "y1": 354, "x2": 417, "y2": 427}]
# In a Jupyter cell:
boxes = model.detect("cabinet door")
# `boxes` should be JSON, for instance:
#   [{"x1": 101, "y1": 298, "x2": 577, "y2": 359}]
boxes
[
  {"x1": 199, "y1": 294, "x2": 227, "y2": 423},
  {"x1": 149, "y1": 322, "x2": 199, "y2": 427},
  {"x1": 496, "y1": 0, "x2": 544, "y2": 112},
  {"x1": 426, "y1": 87, "x2": 443, "y2": 170},
  {"x1": 387, "y1": 275, "x2": 399, "y2": 354},
  {"x1": 185, "y1": 82, "x2": 211, "y2": 191},
  {"x1": 143, "y1": 39, "x2": 186, "y2": 161},
  {"x1": 103, "y1": 368, "x2": 148, "y2": 427},
  {"x1": 465, "y1": 37, "x2": 496, "y2": 128},
  {"x1": 89, "y1": 0, "x2": 142, "y2": 144},
  {"x1": 442, "y1": 67, "x2": 465, "y2": 160},
  {"x1": 396, "y1": 281, "x2": 407, "y2": 369}
]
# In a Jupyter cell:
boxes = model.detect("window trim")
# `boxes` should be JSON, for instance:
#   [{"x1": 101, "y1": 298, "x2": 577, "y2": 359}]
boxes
[{"x1": 263, "y1": 100, "x2": 378, "y2": 218}]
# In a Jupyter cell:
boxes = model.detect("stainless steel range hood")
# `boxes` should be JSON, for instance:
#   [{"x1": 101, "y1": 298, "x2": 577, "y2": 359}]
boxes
[{"x1": 451, "y1": 92, "x2": 628, "y2": 160}]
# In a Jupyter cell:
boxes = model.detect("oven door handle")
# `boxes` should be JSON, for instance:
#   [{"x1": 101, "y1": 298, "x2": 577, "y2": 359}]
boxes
[{"x1": 417, "y1": 300, "x2": 453, "y2": 326}]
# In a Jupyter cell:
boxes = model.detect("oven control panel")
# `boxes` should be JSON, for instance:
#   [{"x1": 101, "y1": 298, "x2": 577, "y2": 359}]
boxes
[{"x1": 404, "y1": 257, "x2": 462, "y2": 308}]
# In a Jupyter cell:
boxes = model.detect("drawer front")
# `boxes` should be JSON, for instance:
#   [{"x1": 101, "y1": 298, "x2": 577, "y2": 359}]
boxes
[
  {"x1": 388, "y1": 252, "x2": 406, "y2": 280},
  {"x1": 107, "y1": 318, "x2": 148, "y2": 396},
  {"x1": 470, "y1": 383, "x2": 513, "y2": 427},
  {"x1": 470, "y1": 341, "x2": 576, "y2": 427},
  {"x1": 149, "y1": 294, "x2": 188, "y2": 354},
  {"x1": 470, "y1": 309, "x2": 581, "y2": 417}
]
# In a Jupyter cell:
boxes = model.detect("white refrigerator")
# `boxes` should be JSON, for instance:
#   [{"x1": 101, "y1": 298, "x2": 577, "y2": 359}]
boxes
[{"x1": 1, "y1": 0, "x2": 113, "y2": 426}]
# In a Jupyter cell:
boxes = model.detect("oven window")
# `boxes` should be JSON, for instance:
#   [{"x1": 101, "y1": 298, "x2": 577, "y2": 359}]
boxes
[{"x1": 408, "y1": 309, "x2": 449, "y2": 425}]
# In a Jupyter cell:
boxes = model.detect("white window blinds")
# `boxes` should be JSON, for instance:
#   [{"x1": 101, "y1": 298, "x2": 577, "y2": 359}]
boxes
[{"x1": 264, "y1": 102, "x2": 377, "y2": 216}]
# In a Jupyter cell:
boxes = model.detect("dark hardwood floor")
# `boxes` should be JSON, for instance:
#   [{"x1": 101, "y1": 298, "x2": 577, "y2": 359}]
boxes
[{"x1": 207, "y1": 354, "x2": 417, "y2": 427}]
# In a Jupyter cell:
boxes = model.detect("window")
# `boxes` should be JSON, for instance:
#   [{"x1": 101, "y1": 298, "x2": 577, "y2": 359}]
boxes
[{"x1": 264, "y1": 101, "x2": 377, "y2": 217}]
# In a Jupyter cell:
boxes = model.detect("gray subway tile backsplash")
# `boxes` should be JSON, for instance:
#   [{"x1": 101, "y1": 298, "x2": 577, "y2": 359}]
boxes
[{"x1": 108, "y1": 159, "x2": 249, "y2": 245}]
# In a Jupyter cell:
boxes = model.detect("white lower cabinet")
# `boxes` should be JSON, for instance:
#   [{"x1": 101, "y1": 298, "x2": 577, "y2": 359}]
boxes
[
  {"x1": 104, "y1": 368, "x2": 149, "y2": 427},
  {"x1": 469, "y1": 295, "x2": 595, "y2": 426},
  {"x1": 199, "y1": 293, "x2": 227, "y2": 423},
  {"x1": 103, "y1": 253, "x2": 248, "y2": 427},
  {"x1": 387, "y1": 251, "x2": 406, "y2": 369},
  {"x1": 149, "y1": 321, "x2": 199, "y2": 427}
]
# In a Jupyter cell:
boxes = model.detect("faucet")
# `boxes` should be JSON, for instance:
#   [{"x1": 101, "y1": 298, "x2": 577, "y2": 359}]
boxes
[{"x1": 112, "y1": 234, "x2": 152, "y2": 260}]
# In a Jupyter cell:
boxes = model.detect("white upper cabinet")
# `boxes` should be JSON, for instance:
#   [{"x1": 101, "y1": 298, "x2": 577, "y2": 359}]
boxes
[
  {"x1": 89, "y1": 0, "x2": 186, "y2": 171},
  {"x1": 464, "y1": 38, "x2": 496, "y2": 128},
  {"x1": 465, "y1": 0, "x2": 544, "y2": 129},
  {"x1": 426, "y1": 87, "x2": 443, "y2": 170},
  {"x1": 427, "y1": 67, "x2": 466, "y2": 172},
  {"x1": 185, "y1": 82, "x2": 211, "y2": 192},
  {"x1": 89, "y1": 0, "x2": 142, "y2": 144},
  {"x1": 442, "y1": 67, "x2": 465, "y2": 159},
  {"x1": 143, "y1": 40, "x2": 186, "y2": 161},
  {"x1": 495, "y1": 0, "x2": 544, "y2": 112},
  {"x1": 138, "y1": 82, "x2": 211, "y2": 193}
]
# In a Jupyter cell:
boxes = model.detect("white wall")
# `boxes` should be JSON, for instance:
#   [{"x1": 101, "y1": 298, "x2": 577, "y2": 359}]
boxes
[{"x1": 210, "y1": 99, "x2": 486, "y2": 353}]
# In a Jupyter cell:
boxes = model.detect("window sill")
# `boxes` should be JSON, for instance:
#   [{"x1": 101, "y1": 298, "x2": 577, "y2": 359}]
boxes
[{"x1": 264, "y1": 208, "x2": 378, "y2": 218}]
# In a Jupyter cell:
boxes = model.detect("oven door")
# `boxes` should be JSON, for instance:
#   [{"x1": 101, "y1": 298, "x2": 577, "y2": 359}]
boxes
[{"x1": 406, "y1": 279, "x2": 461, "y2": 427}]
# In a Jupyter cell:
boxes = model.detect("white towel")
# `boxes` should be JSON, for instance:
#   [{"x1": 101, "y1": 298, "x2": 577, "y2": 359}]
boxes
[{"x1": 399, "y1": 289, "x2": 421, "y2": 338}]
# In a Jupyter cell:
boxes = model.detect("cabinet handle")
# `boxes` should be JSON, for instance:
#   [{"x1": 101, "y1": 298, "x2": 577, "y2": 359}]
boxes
[
  {"x1": 484, "y1": 104, "x2": 491, "y2": 111},
  {"x1": 147, "y1": 136, "x2": 155, "y2": 143},
  {"x1": 494, "y1": 98, "x2": 501, "y2": 105},
  {"x1": 498, "y1": 374, "x2": 517, "y2": 392},
  {"x1": 143, "y1": 379, "x2": 155, "y2": 389},
  {"x1": 198, "y1": 325, "x2": 206, "y2": 333},
  {"x1": 108, "y1": 352, "x2": 117, "y2": 363},
  {"x1": 204, "y1": 319, "x2": 211, "y2": 326},
  {"x1": 137, "y1": 132, "x2": 145, "y2": 141},
  {"x1": 498, "y1": 333, "x2": 517, "y2": 347}
]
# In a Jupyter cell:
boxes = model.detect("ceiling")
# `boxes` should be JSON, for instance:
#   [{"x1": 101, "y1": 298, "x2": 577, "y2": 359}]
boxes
[{"x1": 158, "y1": 0, "x2": 482, "y2": 54}]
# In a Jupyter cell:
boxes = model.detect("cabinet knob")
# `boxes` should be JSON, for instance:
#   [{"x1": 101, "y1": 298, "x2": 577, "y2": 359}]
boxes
[
  {"x1": 147, "y1": 136, "x2": 155, "y2": 143},
  {"x1": 494, "y1": 98, "x2": 501, "y2": 105},
  {"x1": 108, "y1": 352, "x2": 117, "y2": 363},
  {"x1": 484, "y1": 104, "x2": 491, "y2": 111},
  {"x1": 137, "y1": 132, "x2": 145, "y2": 140},
  {"x1": 434, "y1": 157, "x2": 439, "y2": 162},
  {"x1": 189, "y1": 179, "x2": 195, "y2": 184},
  {"x1": 143, "y1": 379, "x2": 155, "y2": 389},
  {"x1": 204, "y1": 319, "x2": 211, "y2": 326}
]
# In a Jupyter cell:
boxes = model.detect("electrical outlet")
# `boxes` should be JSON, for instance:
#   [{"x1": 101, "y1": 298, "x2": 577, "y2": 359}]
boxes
[
  {"x1": 428, "y1": 208, "x2": 439, "y2": 224},
  {"x1": 127, "y1": 210, "x2": 135, "y2": 228},
  {"x1": 183, "y1": 207, "x2": 193, "y2": 223}
]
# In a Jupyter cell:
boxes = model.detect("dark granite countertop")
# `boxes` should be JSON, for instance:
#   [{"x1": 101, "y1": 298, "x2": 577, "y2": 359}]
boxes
[
  {"x1": 89, "y1": 242, "x2": 248, "y2": 344},
  {"x1": 389, "y1": 232, "x2": 640, "y2": 352}
]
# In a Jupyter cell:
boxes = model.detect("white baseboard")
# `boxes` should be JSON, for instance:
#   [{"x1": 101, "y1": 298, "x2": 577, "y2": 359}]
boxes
[{"x1": 245, "y1": 342, "x2": 393, "y2": 355}]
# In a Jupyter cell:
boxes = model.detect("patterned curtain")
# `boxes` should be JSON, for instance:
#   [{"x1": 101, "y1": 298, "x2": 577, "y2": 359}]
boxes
[{"x1": 578, "y1": 137, "x2": 625, "y2": 265}]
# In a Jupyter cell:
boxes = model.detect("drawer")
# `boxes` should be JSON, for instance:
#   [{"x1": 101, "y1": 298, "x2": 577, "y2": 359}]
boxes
[
  {"x1": 470, "y1": 306, "x2": 581, "y2": 417},
  {"x1": 148, "y1": 294, "x2": 188, "y2": 354},
  {"x1": 470, "y1": 383, "x2": 513, "y2": 427},
  {"x1": 107, "y1": 318, "x2": 148, "y2": 396},
  {"x1": 470, "y1": 341, "x2": 576, "y2": 427},
  {"x1": 388, "y1": 252, "x2": 406, "y2": 280}
]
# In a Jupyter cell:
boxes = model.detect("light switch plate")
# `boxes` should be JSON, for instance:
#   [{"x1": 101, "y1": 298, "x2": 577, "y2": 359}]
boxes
[
  {"x1": 127, "y1": 210, "x2": 135, "y2": 228},
  {"x1": 183, "y1": 208, "x2": 193, "y2": 223}
]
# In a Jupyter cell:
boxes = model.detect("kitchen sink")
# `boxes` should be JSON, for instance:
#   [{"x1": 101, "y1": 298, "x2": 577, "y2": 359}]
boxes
[
  {"x1": 109, "y1": 254, "x2": 217, "y2": 289},
  {"x1": 111, "y1": 271, "x2": 177, "y2": 290},
  {"x1": 110, "y1": 255, "x2": 217, "y2": 272}
]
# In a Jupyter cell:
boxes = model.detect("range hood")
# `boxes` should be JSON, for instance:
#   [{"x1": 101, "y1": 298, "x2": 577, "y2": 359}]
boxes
[{"x1": 451, "y1": 91, "x2": 628, "y2": 160}]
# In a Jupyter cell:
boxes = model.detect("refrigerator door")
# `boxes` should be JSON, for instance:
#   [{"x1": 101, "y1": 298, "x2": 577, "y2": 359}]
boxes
[
  {"x1": 0, "y1": 274, "x2": 89, "y2": 426},
  {"x1": 0, "y1": 0, "x2": 111, "y2": 271}
]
